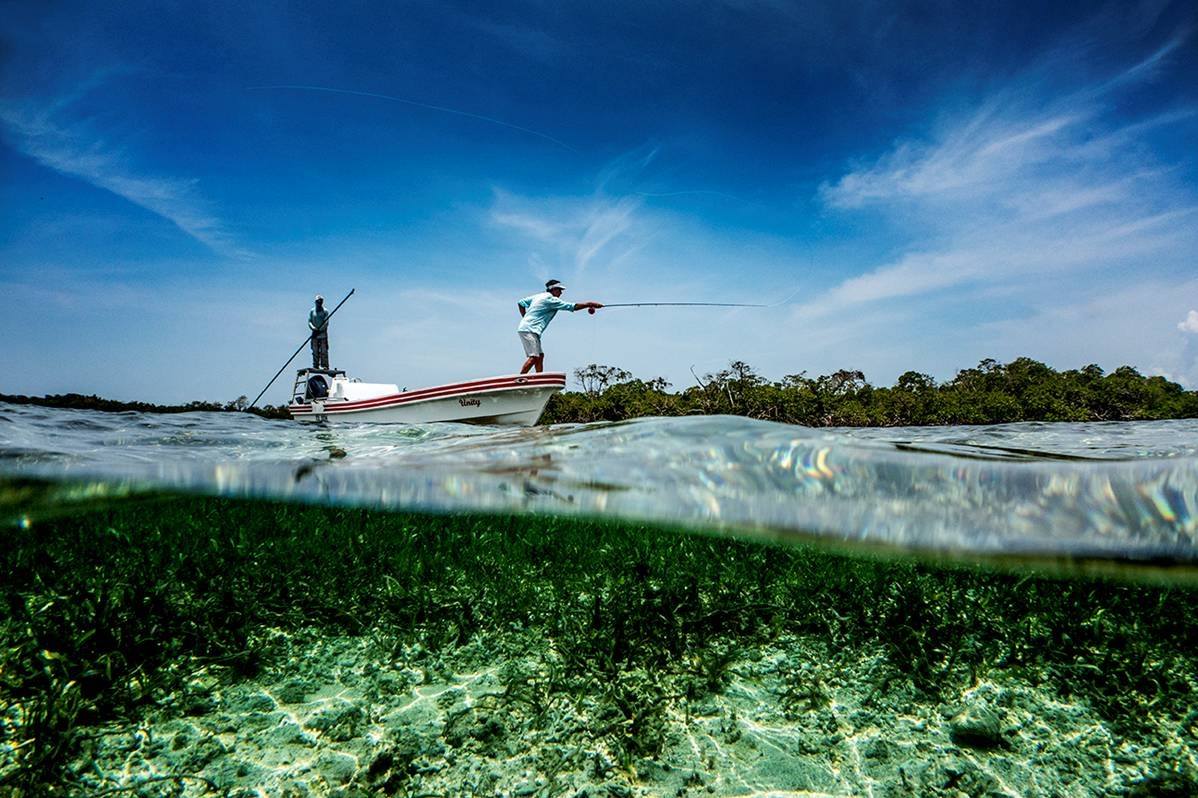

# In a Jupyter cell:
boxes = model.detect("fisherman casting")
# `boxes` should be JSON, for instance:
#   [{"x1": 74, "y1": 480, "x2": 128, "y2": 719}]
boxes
[
  {"x1": 517, "y1": 279, "x2": 603, "y2": 374},
  {"x1": 309, "y1": 294, "x2": 330, "y2": 369}
]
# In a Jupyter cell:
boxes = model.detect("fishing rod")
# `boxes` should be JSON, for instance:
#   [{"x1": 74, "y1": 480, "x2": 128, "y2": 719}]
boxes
[
  {"x1": 601, "y1": 302, "x2": 768, "y2": 308},
  {"x1": 600, "y1": 282, "x2": 803, "y2": 310},
  {"x1": 248, "y1": 288, "x2": 356, "y2": 409}
]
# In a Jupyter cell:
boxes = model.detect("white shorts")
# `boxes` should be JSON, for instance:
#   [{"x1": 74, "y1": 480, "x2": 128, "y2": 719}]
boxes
[{"x1": 518, "y1": 331, "x2": 543, "y2": 357}]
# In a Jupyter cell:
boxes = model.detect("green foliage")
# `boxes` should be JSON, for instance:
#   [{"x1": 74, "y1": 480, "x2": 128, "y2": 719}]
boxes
[
  {"x1": 2, "y1": 491, "x2": 1197, "y2": 790},
  {"x1": 543, "y1": 357, "x2": 1198, "y2": 425},
  {"x1": 7, "y1": 356, "x2": 1194, "y2": 427},
  {"x1": 0, "y1": 392, "x2": 289, "y2": 419}
]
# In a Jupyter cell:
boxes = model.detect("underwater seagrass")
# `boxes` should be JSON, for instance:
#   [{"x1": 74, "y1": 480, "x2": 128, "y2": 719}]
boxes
[{"x1": 2, "y1": 484, "x2": 1197, "y2": 795}]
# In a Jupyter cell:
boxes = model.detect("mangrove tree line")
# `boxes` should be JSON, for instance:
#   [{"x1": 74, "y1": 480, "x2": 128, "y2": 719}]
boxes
[{"x1": 542, "y1": 357, "x2": 1198, "y2": 426}]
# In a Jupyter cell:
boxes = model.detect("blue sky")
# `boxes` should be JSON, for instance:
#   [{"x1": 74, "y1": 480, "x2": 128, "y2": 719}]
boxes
[{"x1": 2, "y1": 0, "x2": 1197, "y2": 403}]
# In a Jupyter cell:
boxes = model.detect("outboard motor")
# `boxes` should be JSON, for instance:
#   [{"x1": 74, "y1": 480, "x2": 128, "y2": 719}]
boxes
[{"x1": 306, "y1": 374, "x2": 330, "y2": 400}]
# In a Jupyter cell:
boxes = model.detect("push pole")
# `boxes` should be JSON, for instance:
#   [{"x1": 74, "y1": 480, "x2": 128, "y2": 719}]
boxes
[{"x1": 248, "y1": 288, "x2": 355, "y2": 409}]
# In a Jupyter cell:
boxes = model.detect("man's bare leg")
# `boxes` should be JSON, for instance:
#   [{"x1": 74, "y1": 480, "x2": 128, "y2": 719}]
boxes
[
  {"x1": 520, "y1": 356, "x2": 538, "y2": 374},
  {"x1": 533, "y1": 355, "x2": 544, "y2": 373}
]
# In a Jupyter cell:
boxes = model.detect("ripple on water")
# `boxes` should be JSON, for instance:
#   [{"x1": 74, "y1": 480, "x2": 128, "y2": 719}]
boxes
[{"x1": 2, "y1": 402, "x2": 1197, "y2": 570}]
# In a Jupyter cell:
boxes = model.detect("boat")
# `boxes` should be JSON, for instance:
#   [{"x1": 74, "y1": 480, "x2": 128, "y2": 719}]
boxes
[{"x1": 287, "y1": 368, "x2": 565, "y2": 426}]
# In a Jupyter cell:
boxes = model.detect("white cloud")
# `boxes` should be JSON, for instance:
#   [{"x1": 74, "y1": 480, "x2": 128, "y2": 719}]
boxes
[
  {"x1": 0, "y1": 97, "x2": 243, "y2": 258},
  {"x1": 822, "y1": 110, "x2": 1089, "y2": 209},
  {"x1": 1092, "y1": 33, "x2": 1188, "y2": 94},
  {"x1": 1179, "y1": 310, "x2": 1198, "y2": 334},
  {"x1": 488, "y1": 188, "x2": 649, "y2": 278},
  {"x1": 797, "y1": 32, "x2": 1198, "y2": 348},
  {"x1": 486, "y1": 145, "x2": 684, "y2": 279},
  {"x1": 488, "y1": 207, "x2": 565, "y2": 241}
]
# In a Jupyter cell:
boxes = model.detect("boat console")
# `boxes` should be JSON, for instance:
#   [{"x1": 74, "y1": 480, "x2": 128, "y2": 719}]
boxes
[
  {"x1": 292, "y1": 368, "x2": 346, "y2": 404},
  {"x1": 291, "y1": 368, "x2": 400, "y2": 405}
]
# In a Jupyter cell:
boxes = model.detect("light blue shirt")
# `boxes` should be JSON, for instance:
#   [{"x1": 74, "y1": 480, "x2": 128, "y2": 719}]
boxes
[{"x1": 517, "y1": 292, "x2": 577, "y2": 335}]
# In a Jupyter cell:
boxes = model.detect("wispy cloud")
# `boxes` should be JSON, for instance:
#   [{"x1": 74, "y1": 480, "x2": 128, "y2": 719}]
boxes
[
  {"x1": 803, "y1": 31, "x2": 1198, "y2": 329},
  {"x1": 1092, "y1": 32, "x2": 1190, "y2": 94},
  {"x1": 0, "y1": 95, "x2": 243, "y2": 257},
  {"x1": 488, "y1": 189, "x2": 648, "y2": 277},
  {"x1": 485, "y1": 144, "x2": 738, "y2": 282},
  {"x1": 822, "y1": 110, "x2": 1089, "y2": 209},
  {"x1": 248, "y1": 85, "x2": 577, "y2": 152},
  {"x1": 1180, "y1": 310, "x2": 1198, "y2": 334}
]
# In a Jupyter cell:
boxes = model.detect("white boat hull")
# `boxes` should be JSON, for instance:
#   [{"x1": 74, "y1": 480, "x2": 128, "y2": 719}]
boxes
[{"x1": 289, "y1": 373, "x2": 565, "y2": 426}]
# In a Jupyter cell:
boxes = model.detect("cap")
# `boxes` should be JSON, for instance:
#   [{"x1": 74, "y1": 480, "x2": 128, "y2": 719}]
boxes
[
  {"x1": 545, "y1": 279, "x2": 566, "y2": 291},
  {"x1": 315, "y1": 294, "x2": 324, "y2": 301}
]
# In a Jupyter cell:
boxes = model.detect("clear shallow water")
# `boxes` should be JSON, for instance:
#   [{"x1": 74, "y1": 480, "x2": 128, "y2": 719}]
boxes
[{"x1": 3, "y1": 401, "x2": 1197, "y2": 568}]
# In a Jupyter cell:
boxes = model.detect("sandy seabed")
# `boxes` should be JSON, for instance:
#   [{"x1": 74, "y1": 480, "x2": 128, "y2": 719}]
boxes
[{"x1": 71, "y1": 628, "x2": 1195, "y2": 798}]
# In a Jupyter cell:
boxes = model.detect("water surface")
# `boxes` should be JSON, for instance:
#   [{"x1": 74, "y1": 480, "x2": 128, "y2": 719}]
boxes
[{"x1": 3, "y1": 402, "x2": 1196, "y2": 570}]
